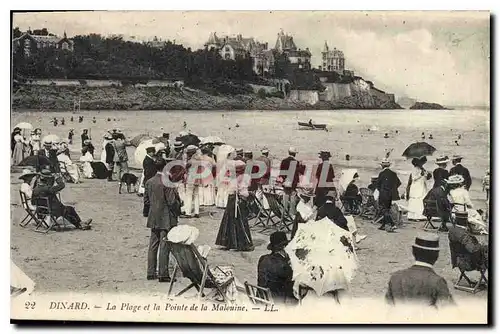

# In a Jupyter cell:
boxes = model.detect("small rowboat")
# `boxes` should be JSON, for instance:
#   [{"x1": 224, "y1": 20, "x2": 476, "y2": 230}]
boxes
[{"x1": 298, "y1": 122, "x2": 328, "y2": 130}]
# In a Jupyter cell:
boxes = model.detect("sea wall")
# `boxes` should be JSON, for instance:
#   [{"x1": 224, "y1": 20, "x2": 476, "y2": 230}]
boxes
[{"x1": 288, "y1": 90, "x2": 320, "y2": 105}]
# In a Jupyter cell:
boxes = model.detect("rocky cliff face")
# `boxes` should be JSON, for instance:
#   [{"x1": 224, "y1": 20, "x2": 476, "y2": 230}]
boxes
[
  {"x1": 318, "y1": 90, "x2": 403, "y2": 110},
  {"x1": 409, "y1": 102, "x2": 450, "y2": 110},
  {"x1": 12, "y1": 85, "x2": 315, "y2": 111}
]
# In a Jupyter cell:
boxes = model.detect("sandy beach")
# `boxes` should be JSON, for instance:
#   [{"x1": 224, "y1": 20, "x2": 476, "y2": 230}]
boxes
[{"x1": 10, "y1": 109, "x2": 489, "y2": 302}]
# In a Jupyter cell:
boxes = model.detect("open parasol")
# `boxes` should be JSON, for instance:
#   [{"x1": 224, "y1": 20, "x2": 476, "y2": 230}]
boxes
[
  {"x1": 176, "y1": 133, "x2": 200, "y2": 147},
  {"x1": 338, "y1": 168, "x2": 358, "y2": 195},
  {"x1": 14, "y1": 122, "x2": 33, "y2": 130},
  {"x1": 135, "y1": 139, "x2": 158, "y2": 166},
  {"x1": 402, "y1": 142, "x2": 437, "y2": 159},
  {"x1": 200, "y1": 136, "x2": 225, "y2": 146},
  {"x1": 130, "y1": 134, "x2": 153, "y2": 147},
  {"x1": 285, "y1": 217, "x2": 358, "y2": 298},
  {"x1": 42, "y1": 134, "x2": 60, "y2": 144},
  {"x1": 18, "y1": 155, "x2": 52, "y2": 169}
]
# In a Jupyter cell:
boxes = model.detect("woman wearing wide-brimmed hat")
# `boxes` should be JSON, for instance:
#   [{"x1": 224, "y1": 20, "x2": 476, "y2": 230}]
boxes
[
  {"x1": 12, "y1": 127, "x2": 28, "y2": 165},
  {"x1": 215, "y1": 160, "x2": 254, "y2": 252},
  {"x1": 432, "y1": 155, "x2": 450, "y2": 189},
  {"x1": 406, "y1": 157, "x2": 432, "y2": 221},
  {"x1": 448, "y1": 175, "x2": 488, "y2": 235},
  {"x1": 18, "y1": 168, "x2": 39, "y2": 211}
]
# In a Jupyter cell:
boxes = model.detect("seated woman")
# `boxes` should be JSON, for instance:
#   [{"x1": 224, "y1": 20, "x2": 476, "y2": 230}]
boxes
[
  {"x1": 19, "y1": 168, "x2": 38, "y2": 211},
  {"x1": 343, "y1": 173, "x2": 362, "y2": 214},
  {"x1": 447, "y1": 175, "x2": 488, "y2": 235},
  {"x1": 57, "y1": 148, "x2": 81, "y2": 183},
  {"x1": 79, "y1": 147, "x2": 94, "y2": 179}
]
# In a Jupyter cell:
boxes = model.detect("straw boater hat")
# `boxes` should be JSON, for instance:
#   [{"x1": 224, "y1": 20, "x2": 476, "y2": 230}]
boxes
[
  {"x1": 319, "y1": 150, "x2": 332, "y2": 158},
  {"x1": 104, "y1": 133, "x2": 113, "y2": 140},
  {"x1": 261, "y1": 148, "x2": 269, "y2": 154},
  {"x1": 186, "y1": 145, "x2": 198, "y2": 153},
  {"x1": 39, "y1": 168, "x2": 54, "y2": 179},
  {"x1": 380, "y1": 158, "x2": 391, "y2": 167},
  {"x1": 446, "y1": 174, "x2": 465, "y2": 185},
  {"x1": 454, "y1": 211, "x2": 469, "y2": 227},
  {"x1": 412, "y1": 233, "x2": 440, "y2": 252},
  {"x1": 18, "y1": 168, "x2": 37, "y2": 180},
  {"x1": 435, "y1": 155, "x2": 450, "y2": 164},
  {"x1": 371, "y1": 175, "x2": 378, "y2": 181},
  {"x1": 173, "y1": 141, "x2": 184, "y2": 149},
  {"x1": 451, "y1": 154, "x2": 463, "y2": 161},
  {"x1": 235, "y1": 148, "x2": 243, "y2": 155},
  {"x1": 267, "y1": 231, "x2": 289, "y2": 251},
  {"x1": 289, "y1": 147, "x2": 298, "y2": 154},
  {"x1": 244, "y1": 150, "x2": 252, "y2": 155}
]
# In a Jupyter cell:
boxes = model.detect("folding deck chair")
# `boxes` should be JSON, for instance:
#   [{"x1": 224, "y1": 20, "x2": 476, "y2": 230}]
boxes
[
  {"x1": 19, "y1": 190, "x2": 42, "y2": 228},
  {"x1": 244, "y1": 281, "x2": 274, "y2": 305},
  {"x1": 339, "y1": 194, "x2": 361, "y2": 215},
  {"x1": 359, "y1": 188, "x2": 377, "y2": 219},
  {"x1": 263, "y1": 192, "x2": 294, "y2": 232},
  {"x1": 422, "y1": 199, "x2": 441, "y2": 231},
  {"x1": 251, "y1": 194, "x2": 274, "y2": 231},
  {"x1": 58, "y1": 161, "x2": 73, "y2": 183},
  {"x1": 32, "y1": 197, "x2": 59, "y2": 233},
  {"x1": 167, "y1": 242, "x2": 236, "y2": 303}
]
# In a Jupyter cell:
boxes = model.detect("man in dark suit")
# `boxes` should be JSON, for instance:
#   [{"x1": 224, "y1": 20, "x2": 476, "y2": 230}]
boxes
[
  {"x1": 448, "y1": 212, "x2": 488, "y2": 272},
  {"x1": 143, "y1": 158, "x2": 182, "y2": 282},
  {"x1": 81, "y1": 129, "x2": 90, "y2": 148},
  {"x1": 143, "y1": 146, "x2": 157, "y2": 185},
  {"x1": 449, "y1": 155, "x2": 472, "y2": 190},
  {"x1": 432, "y1": 155, "x2": 450, "y2": 189},
  {"x1": 37, "y1": 141, "x2": 59, "y2": 172},
  {"x1": 258, "y1": 232, "x2": 297, "y2": 304},
  {"x1": 279, "y1": 147, "x2": 304, "y2": 217},
  {"x1": 423, "y1": 179, "x2": 452, "y2": 232},
  {"x1": 385, "y1": 233, "x2": 454, "y2": 307},
  {"x1": 315, "y1": 191, "x2": 349, "y2": 231},
  {"x1": 32, "y1": 168, "x2": 92, "y2": 230},
  {"x1": 104, "y1": 135, "x2": 115, "y2": 181},
  {"x1": 376, "y1": 158, "x2": 401, "y2": 232},
  {"x1": 255, "y1": 148, "x2": 271, "y2": 186},
  {"x1": 314, "y1": 150, "x2": 335, "y2": 208}
]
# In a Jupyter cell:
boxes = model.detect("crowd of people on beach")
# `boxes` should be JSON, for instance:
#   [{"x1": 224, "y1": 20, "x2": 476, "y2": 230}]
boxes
[{"x1": 12, "y1": 119, "x2": 490, "y2": 307}]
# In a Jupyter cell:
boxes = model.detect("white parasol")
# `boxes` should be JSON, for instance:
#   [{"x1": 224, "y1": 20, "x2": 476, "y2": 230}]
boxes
[
  {"x1": 42, "y1": 134, "x2": 60, "y2": 144},
  {"x1": 214, "y1": 144, "x2": 235, "y2": 164},
  {"x1": 134, "y1": 139, "x2": 156, "y2": 166},
  {"x1": 200, "y1": 136, "x2": 225, "y2": 145},
  {"x1": 339, "y1": 168, "x2": 358, "y2": 195},
  {"x1": 14, "y1": 122, "x2": 33, "y2": 130},
  {"x1": 285, "y1": 217, "x2": 358, "y2": 298},
  {"x1": 11, "y1": 261, "x2": 35, "y2": 297}
]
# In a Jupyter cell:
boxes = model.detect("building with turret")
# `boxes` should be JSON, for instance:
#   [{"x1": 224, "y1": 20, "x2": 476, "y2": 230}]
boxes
[
  {"x1": 274, "y1": 29, "x2": 311, "y2": 70},
  {"x1": 204, "y1": 32, "x2": 274, "y2": 76},
  {"x1": 321, "y1": 41, "x2": 345, "y2": 74}
]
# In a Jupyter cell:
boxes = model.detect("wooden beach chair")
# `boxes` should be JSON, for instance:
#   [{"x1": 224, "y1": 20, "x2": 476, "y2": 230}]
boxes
[
  {"x1": 58, "y1": 161, "x2": 72, "y2": 183},
  {"x1": 263, "y1": 192, "x2": 294, "y2": 232},
  {"x1": 422, "y1": 199, "x2": 441, "y2": 231},
  {"x1": 244, "y1": 281, "x2": 274, "y2": 305},
  {"x1": 19, "y1": 190, "x2": 41, "y2": 228},
  {"x1": 359, "y1": 188, "x2": 377, "y2": 219},
  {"x1": 251, "y1": 195, "x2": 275, "y2": 231},
  {"x1": 167, "y1": 242, "x2": 235, "y2": 303},
  {"x1": 32, "y1": 196, "x2": 59, "y2": 233}
]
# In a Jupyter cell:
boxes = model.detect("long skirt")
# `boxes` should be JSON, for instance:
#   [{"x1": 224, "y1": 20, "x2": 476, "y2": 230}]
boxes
[
  {"x1": 215, "y1": 194, "x2": 254, "y2": 251},
  {"x1": 200, "y1": 184, "x2": 216, "y2": 206},
  {"x1": 12, "y1": 142, "x2": 25, "y2": 165},
  {"x1": 81, "y1": 162, "x2": 94, "y2": 178}
]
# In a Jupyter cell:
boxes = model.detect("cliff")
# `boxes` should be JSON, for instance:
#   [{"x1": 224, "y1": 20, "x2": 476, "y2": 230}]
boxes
[
  {"x1": 12, "y1": 85, "x2": 315, "y2": 111},
  {"x1": 317, "y1": 91, "x2": 403, "y2": 110},
  {"x1": 409, "y1": 102, "x2": 451, "y2": 110}
]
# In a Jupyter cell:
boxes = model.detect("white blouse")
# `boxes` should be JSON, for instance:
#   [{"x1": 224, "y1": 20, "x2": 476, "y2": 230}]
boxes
[{"x1": 449, "y1": 187, "x2": 474, "y2": 209}]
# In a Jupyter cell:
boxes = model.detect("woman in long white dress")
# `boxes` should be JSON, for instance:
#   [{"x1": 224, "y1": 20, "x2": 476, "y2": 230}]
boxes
[
  {"x1": 12, "y1": 130, "x2": 28, "y2": 165},
  {"x1": 57, "y1": 148, "x2": 80, "y2": 183},
  {"x1": 79, "y1": 147, "x2": 94, "y2": 178},
  {"x1": 215, "y1": 146, "x2": 236, "y2": 208},
  {"x1": 199, "y1": 147, "x2": 216, "y2": 206},
  {"x1": 406, "y1": 157, "x2": 431, "y2": 221},
  {"x1": 448, "y1": 174, "x2": 488, "y2": 234},
  {"x1": 30, "y1": 128, "x2": 42, "y2": 155}
]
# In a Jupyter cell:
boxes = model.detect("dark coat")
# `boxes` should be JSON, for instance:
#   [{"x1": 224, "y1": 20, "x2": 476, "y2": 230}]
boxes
[
  {"x1": 316, "y1": 201, "x2": 349, "y2": 231},
  {"x1": 143, "y1": 174, "x2": 181, "y2": 230},
  {"x1": 105, "y1": 142, "x2": 115, "y2": 164},
  {"x1": 37, "y1": 148, "x2": 59, "y2": 172},
  {"x1": 257, "y1": 252, "x2": 296, "y2": 303},
  {"x1": 432, "y1": 167, "x2": 449, "y2": 189},
  {"x1": 448, "y1": 226, "x2": 488, "y2": 271},
  {"x1": 31, "y1": 178, "x2": 66, "y2": 217},
  {"x1": 385, "y1": 265, "x2": 454, "y2": 307},
  {"x1": 423, "y1": 186, "x2": 451, "y2": 221},
  {"x1": 255, "y1": 155, "x2": 271, "y2": 185},
  {"x1": 142, "y1": 155, "x2": 157, "y2": 185},
  {"x1": 314, "y1": 162, "x2": 335, "y2": 204},
  {"x1": 279, "y1": 156, "x2": 304, "y2": 190},
  {"x1": 376, "y1": 168, "x2": 401, "y2": 205},
  {"x1": 449, "y1": 164, "x2": 472, "y2": 190},
  {"x1": 81, "y1": 133, "x2": 89, "y2": 147},
  {"x1": 344, "y1": 183, "x2": 360, "y2": 198}
]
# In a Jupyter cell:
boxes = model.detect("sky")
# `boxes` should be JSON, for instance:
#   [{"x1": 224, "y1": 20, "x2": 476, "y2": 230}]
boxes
[{"x1": 13, "y1": 11, "x2": 490, "y2": 106}]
